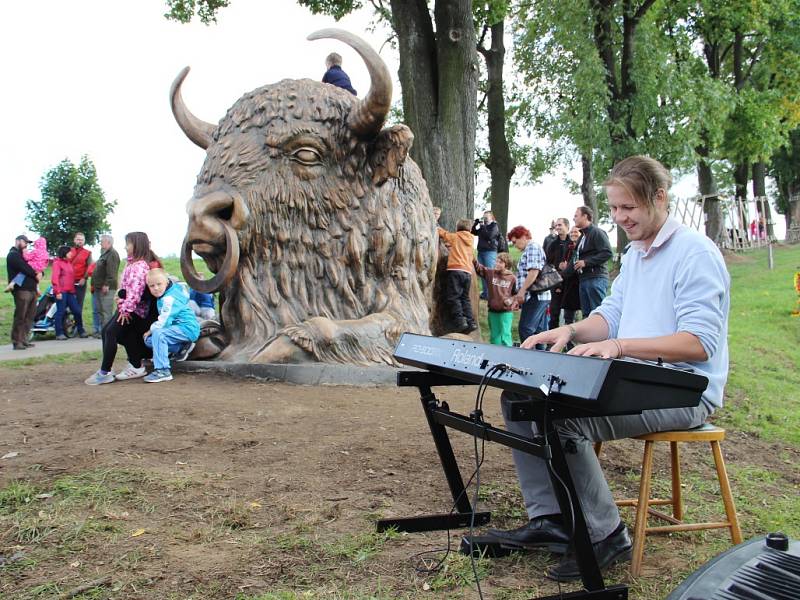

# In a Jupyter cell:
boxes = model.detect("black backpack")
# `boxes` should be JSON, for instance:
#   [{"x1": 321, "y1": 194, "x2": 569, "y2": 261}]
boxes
[{"x1": 496, "y1": 230, "x2": 508, "y2": 253}]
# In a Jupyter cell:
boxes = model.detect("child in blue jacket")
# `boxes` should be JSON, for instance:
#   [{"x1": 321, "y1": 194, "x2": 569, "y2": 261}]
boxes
[{"x1": 142, "y1": 269, "x2": 200, "y2": 383}]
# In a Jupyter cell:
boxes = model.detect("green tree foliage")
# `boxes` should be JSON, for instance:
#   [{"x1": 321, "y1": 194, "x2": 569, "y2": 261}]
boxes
[
  {"x1": 709, "y1": 0, "x2": 800, "y2": 165},
  {"x1": 164, "y1": 0, "x2": 231, "y2": 23},
  {"x1": 511, "y1": 0, "x2": 609, "y2": 168},
  {"x1": 679, "y1": 0, "x2": 800, "y2": 239},
  {"x1": 25, "y1": 157, "x2": 116, "y2": 249},
  {"x1": 511, "y1": 0, "x2": 712, "y2": 238},
  {"x1": 770, "y1": 128, "x2": 800, "y2": 224}
]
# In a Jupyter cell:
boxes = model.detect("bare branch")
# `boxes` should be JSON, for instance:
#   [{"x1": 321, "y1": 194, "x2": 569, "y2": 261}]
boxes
[
  {"x1": 720, "y1": 42, "x2": 733, "y2": 65},
  {"x1": 633, "y1": 0, "x2": 657, "y2": 23},
  {"x1": 478, "y1": 90, "x2": 488, "y2": 113},
  {"x1": 743, "y1": 39, "x2": 765, "y2": 84},
  {"x1": 478, "y1": 22, "x2": 490, "y2": 49},
  {"x1": 379, "y1": 33, "x2": 397, "y2": 53}
]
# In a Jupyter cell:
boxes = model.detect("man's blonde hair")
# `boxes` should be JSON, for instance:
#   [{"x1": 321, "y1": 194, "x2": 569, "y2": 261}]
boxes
[
  {"x1": 326, "y1": 52, "x2": 342, "y2": 66},
  {"x1": 604, "y1": 155, "x2": 672, "y2": 212}
]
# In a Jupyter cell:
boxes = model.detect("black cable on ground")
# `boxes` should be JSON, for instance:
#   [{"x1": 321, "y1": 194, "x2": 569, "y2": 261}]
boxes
[{"x1": 409, "y1": 364, "x2": 504, "y2": 582}]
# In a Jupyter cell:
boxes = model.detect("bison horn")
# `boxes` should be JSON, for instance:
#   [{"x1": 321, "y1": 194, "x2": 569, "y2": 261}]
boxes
[
  {"x1": 308, "y1": 28, "x2": 392, "y2": 138},
  {"x1": 170, "y1": 66, "x2": 215, "y2": 150}
]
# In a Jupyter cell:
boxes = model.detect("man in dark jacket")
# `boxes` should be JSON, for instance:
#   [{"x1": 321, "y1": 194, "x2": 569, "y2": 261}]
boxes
[
  {"x1": 322, "y1": 53, "x2": 357, "y2": 96},
  {"x1": 545, "y1": 218, "x2": 580, "y2": 330},
  {"x1": 472, "y1": 211, "x2": 503, "y2": 300},
  {"x1": 573, "y1": 206, "x2": 613, "y2": 317},
  {"x1": 91, "y1": 234, "x2": 120, "y2": 336},
  {"x1": 6, "y1": 235, "x2": 41, "y2": 350}
]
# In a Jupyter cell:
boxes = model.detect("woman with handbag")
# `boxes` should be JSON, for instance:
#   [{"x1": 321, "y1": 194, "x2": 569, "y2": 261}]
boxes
[
  {"x1": 546, "y1": 220, "x2": 582, "y2": 329},
  {"x1": 508, "y1": 225, "x2": 562, "y2": 348}
]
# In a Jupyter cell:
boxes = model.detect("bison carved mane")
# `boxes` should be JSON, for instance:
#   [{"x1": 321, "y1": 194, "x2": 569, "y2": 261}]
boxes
[{"x1": 173, "y1": 29, "x2": 438, "y2": 365}]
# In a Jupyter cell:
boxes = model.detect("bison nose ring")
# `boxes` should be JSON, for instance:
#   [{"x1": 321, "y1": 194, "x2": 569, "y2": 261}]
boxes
[{"x1": 181, "y1": 220, "x2": 240, "y2": 294}]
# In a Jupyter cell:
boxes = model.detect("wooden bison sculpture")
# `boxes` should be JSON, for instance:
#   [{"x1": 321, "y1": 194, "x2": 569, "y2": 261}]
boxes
[{"x1": 172, "y1": 29, "x2": 473, "y2": 366}]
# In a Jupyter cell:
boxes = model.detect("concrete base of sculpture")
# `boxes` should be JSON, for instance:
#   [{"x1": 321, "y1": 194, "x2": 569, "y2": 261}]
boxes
[{"x1": 173, "y1": 360, "x2": 409, "y2": 387}]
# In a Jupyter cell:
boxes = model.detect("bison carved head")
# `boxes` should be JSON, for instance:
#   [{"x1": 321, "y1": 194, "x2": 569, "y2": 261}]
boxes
[{"x1": 171, "y1": 29, "x2": 436, "y2": 365}]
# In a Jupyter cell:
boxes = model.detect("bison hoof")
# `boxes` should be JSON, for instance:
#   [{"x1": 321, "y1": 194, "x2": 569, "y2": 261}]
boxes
[
  {"x1": 189, "y1": 320, "x2": 228, "y2": 360},
  {"x1": 253, "y1": 334, "x2": 314, "y2": 364}
]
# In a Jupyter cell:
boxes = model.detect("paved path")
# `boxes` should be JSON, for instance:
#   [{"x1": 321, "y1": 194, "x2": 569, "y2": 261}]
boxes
[{"x1": 0, "y1": 337, "x2": 101, "y2": 362}]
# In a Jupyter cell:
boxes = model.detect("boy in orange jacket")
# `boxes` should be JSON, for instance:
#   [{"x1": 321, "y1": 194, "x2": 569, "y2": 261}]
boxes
[{"x1": 437, "y1": 215, "x2": 477, "y2": 333}]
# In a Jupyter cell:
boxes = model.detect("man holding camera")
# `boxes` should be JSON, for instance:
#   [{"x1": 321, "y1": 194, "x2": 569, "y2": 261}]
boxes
[{"x1": 472, "y1": 211, "x2": 505, "y2": 300}]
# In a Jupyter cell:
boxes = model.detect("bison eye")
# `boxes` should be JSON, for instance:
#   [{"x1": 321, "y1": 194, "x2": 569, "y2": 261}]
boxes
[{"x1": 289, "y1": 147, "x2": 323, "y2": 166}]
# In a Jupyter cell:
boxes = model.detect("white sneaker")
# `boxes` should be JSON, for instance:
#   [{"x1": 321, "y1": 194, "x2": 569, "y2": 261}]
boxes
[
  {"x1": 115, "y1": 363, "x2": 147, "y2": 381},
  {"x1": 84, "y1": 370, "x2": 115, "y2": 385}
]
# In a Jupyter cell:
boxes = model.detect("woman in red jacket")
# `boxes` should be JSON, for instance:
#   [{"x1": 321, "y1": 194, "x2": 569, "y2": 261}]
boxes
[{"x1": 51, "y1": 246, "x2": 87, "y2": 340}]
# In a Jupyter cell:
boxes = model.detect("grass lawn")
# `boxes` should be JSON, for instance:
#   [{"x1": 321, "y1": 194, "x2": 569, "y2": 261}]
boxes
[{"x1": 718, "y1": 246, "x2": 800, "y2": 444}]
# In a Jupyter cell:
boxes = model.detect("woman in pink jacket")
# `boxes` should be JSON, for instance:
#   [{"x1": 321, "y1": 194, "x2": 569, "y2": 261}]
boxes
[
  {"x1": 51, "y1": 246, "x2": 87, "y2": 340},
  {"x1": 85, "y1": 232, "x2": 160, "y2": 385}
]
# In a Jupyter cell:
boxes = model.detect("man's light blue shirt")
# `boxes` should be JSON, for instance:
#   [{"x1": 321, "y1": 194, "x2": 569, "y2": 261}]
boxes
[{"x1": 594, "y1": 217, "x2": 730, "y2": 410}]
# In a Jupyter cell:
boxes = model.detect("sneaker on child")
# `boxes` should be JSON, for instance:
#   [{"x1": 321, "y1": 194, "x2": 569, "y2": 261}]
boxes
[
  {"x1": 144, "y1": 369, "x2": 173, "y2": 383},
  {"x1": 171, "y1": 342, "x2": 195, "y2": 363}
]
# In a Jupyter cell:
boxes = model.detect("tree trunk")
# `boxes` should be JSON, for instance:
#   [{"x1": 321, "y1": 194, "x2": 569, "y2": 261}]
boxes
[
  {"x1": 734, "y1": 161, "x2": 749, "y2": 205},
  {"x1": 751, "y1": 161, "x2": 775, "y2": 240},
  {"x1": 479, "y1": 19, "x2": 515, "y2": 234},
  {"x1": 581, "y1": 153, "x2": 598, "y2": 216},
  {"x1": 391, "y1": 0, "x2": 478, "y2": 229},
  {"x1": 697, "y1": 144, "x2": 723, "y2": 244},
  {"x1": 733, "y1": 161, "x2": 749, "y2": 244},
  {"x1": 787, "y1": 196, "x2": 800, "y2": 242}
]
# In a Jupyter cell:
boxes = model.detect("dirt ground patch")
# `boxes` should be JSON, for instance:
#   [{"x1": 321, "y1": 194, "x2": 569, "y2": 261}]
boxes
[{"x1": 1, "y1": 360, "x2": 797, "y2": 600}]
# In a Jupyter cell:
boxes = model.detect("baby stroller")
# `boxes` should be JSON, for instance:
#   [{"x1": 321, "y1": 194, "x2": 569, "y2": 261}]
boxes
[{"x1": 29, "y1": 286, "x2": 76, "y2": 340}]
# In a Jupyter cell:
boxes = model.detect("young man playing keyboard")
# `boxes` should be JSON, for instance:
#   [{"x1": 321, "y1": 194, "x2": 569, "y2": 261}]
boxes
[{"x1": 489, "y1": 155, "x2": 730, "y2": 581}]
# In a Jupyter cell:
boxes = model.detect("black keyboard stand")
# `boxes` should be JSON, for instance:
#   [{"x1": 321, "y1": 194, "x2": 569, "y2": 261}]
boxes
[{"x1": 377, "y1": 370, "x2": 628, "y2": 600}]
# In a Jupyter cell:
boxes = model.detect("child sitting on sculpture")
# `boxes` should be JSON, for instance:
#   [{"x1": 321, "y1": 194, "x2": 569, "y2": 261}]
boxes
[
  {"x1": 437, "y1": 214, "x2": 478, "y2": 333},
  {"x1": 473, "y1": 252, "x2": 518, "y2": 346},
  {"x1": 188, "y1": 288, "x2": 216, "y2": 321},
  {"x1": 5, "y1": 237, "x2": 48, "y2": 293},
  {"x1": 142, "y1": 269, "x2": 201, "y2": 383}
]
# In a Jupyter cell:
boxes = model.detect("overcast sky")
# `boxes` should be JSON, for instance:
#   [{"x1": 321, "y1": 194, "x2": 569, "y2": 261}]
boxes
[{"x1": 1, "y1": 0, "x2": 783, "y2": 259}]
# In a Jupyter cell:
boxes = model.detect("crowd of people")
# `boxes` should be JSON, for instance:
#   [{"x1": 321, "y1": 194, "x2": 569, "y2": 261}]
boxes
[
  {"x1": 6, "y1": 230, "x2": 215, "y2": 384},
  {"x1": 436, "y1": 204, "x2": 613, "y2": 347}
]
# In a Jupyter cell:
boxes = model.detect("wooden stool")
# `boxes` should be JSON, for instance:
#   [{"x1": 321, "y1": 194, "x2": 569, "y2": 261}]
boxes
[{"x1": 594, "y1": 424, "x2": 743, "y2": 577}]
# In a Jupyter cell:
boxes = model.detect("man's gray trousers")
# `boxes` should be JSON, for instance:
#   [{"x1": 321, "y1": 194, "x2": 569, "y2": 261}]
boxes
[{"x1": 500, "y1": 391, "x2": 711, "y2": 543}]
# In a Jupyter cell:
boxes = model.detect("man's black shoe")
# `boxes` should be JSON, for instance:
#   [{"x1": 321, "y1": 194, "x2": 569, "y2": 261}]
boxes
[
  {"x1": 485, "y1": 515, "x2": 570, "y2": 553},
  {"x1": 546, "y1": 522, "x2": 632, "y2": 582}
]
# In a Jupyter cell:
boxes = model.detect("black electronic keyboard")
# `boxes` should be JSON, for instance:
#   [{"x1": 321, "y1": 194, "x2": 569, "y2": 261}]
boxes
[
  {"x1": 395, "y1": 333, "x2": 708, "y2": 417},
  {"x1": 381, "y1": 334, "x2": 712, "y2": 600}
]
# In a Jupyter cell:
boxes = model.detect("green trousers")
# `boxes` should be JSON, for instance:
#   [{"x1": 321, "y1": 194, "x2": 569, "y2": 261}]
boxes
[{"x1": 488, "y1": 311, "x2": 514, "y2": 346}]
